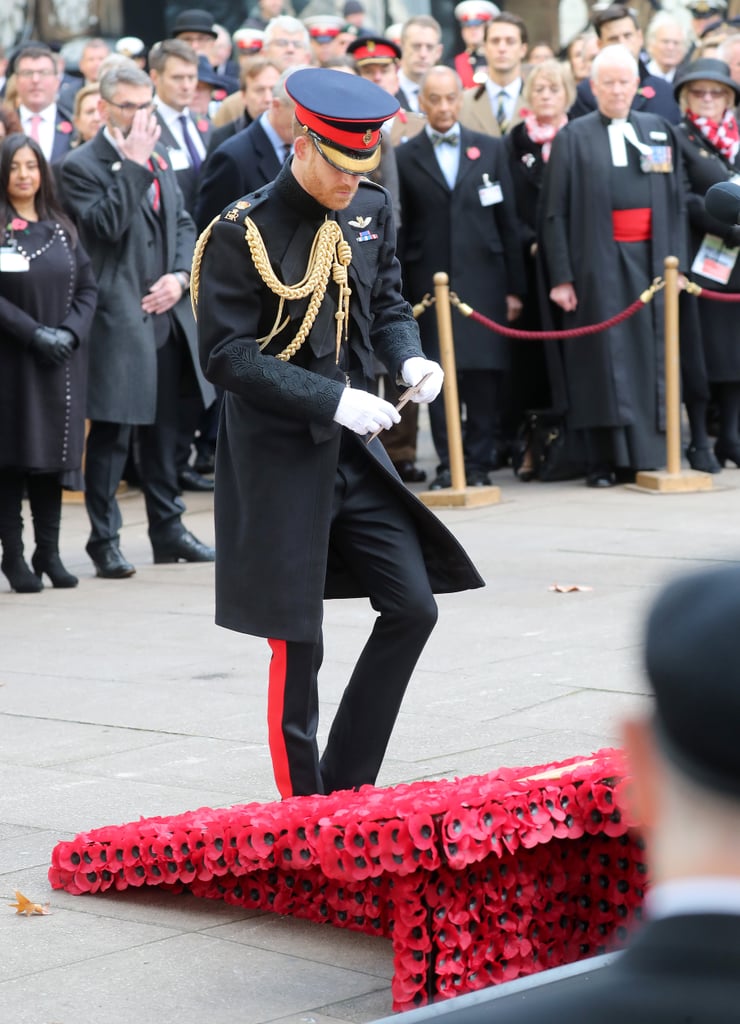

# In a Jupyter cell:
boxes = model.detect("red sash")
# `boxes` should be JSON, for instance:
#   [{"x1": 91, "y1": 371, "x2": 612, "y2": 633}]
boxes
[{"x1": 612, "y1": 207, "x2": 652, "y2": 242}]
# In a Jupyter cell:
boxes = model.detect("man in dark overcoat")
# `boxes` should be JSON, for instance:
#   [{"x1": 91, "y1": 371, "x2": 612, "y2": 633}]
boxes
[
  {"x1": 396, "y1": 65, "x2": 526, "y2": 489},
  {"x1": 60, "y1": 61, "x2": 216, "y2": 577},
  {"x1": 540, "y1": 43, "x2": 686, "y2": 486},
  {"x1": 195, "y1": 68, "x2": 484, "y2": 800}
]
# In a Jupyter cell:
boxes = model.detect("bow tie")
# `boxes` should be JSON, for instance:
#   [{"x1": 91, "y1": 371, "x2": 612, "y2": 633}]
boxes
[{"x1": 432, "y1": 132, "x2": 458, "y2": 147}]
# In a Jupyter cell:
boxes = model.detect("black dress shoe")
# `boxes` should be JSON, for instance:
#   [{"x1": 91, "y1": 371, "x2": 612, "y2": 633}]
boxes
[
  {"x1": 586, "y1": 467, "x2": 616, "y2": 488},
  {"x1": 429, "y1": 468, "x2": 452, "y2": 490},
  {"x1": 686, "y1": 444, "x2": 721, "y2": 474},
  {"x1": 178, "y1": 468, "x2": 215, "y2": 492},
  {"x1": 193, "y1": 452, "x2": 215, "y2": 475},
  {"x1": 466, "y1": 469, "x2": 492, "y2": 487},
  {"x1": 152, "y1": 529, "x2": 215, "y2": 564},
  {"x1": 714, "y1": 439, "x2": 740, "y2": 469},
  {"x1": 87, "y1": 542, "x2": 136, "y2": 579},
  {"x1": 393, "y1": 460, "x2": 426, "y2": 483}
]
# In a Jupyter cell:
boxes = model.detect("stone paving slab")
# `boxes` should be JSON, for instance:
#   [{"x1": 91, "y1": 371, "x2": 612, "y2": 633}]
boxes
[{"x1": 2, "y1": 455, "x2": 740, "y2": 1023}]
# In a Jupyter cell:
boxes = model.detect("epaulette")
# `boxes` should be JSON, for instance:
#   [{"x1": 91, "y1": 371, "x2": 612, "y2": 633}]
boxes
[{"x1": 219, "y1": 185, "x2": 272, "y2": 225}]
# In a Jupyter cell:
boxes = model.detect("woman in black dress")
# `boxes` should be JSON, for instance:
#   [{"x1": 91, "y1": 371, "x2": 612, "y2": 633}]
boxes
[
  {"x1": 0, "y1": 134, "x2": 97, "y2": 591},
  {"x1": 504, "y1": 59, "x2": 574, "y2": 472},
  {"x1": 673, "y1": 59, "x2": 740, "y2": 471}
]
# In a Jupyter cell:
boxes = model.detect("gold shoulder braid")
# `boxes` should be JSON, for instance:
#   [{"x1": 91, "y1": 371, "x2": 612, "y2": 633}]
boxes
[
  {"x1": 190, "y1": 211, "x2": 352, "y2": 365},
  {"x1": 190, "y1": 215, "x2": 219, "y2": 323},
  {"x1": 246, "y1": 215, "x2": 351, "y2": 363}
]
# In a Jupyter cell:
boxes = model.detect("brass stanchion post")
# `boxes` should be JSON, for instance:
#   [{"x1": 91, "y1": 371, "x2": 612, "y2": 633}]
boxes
[
  {"x1": 419, "y1": 272, "x2": 501, "y2": 508},
  {"x1": 636, "y1": 256, "x2": 712, "y2": 493}
]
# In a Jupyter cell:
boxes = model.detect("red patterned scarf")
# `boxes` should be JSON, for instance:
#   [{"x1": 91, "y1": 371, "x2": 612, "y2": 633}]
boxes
[
  {"x1": 687, "y1": 107, "x2": 740, "y2": 164},
  {"x1": 521, "y1": 107, "x2": 568, "y2": 162}
]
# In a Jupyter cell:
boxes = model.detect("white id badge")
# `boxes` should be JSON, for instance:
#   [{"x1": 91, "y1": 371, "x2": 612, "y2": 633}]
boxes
[
  {"x1": 478, "y1": 174, "x2": 503, "y2": 207},
  {"x1": 0, "y1": 247, "x2": 30, "y2": 272},
  {"x1": 167, "y1": 148, "x2": 189, "y2": 171}
]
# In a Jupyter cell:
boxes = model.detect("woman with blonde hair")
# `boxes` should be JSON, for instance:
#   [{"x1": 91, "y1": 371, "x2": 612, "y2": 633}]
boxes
[{"x1": 503, "y1": 59, "x2": 575, "y2": 469}]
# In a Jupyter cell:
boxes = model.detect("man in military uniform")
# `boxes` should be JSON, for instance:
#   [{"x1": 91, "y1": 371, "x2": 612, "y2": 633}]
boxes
[
  {"x1": 195, "y1": 68, "x2": 483, "y2": 799},
  {"x1": 453, "y1": 0, "x2": 500, "y2": 90}
]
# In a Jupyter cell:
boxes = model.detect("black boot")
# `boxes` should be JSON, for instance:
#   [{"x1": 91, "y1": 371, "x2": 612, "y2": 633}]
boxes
[
  {"x1": 0, "y1": 471, "x2": 42, "y2": 593},
  {"x1": 28, "y1": 475, "x2": 78, "y2": 588}
]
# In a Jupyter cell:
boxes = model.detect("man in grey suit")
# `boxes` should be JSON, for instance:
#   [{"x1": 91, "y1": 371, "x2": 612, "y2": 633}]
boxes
[
  {"x1": 60, "y1": 62, "x2": 216, "y2": 578},
  {"x1": 194, "y1": 66, "x2": 297, "y2": 232}
]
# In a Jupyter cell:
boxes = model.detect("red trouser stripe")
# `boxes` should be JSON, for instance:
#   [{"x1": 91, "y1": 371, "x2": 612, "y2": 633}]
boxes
[{"x1": 267, "y1": 638, "x2": 293, "y2": 799}]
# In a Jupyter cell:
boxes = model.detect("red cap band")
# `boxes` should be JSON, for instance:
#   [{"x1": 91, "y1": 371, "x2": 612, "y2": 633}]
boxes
[{"x1": 295, "y1": 105, "x2": 381, "y2": 150}]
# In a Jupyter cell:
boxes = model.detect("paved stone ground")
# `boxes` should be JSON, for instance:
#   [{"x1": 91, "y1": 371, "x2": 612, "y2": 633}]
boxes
[{"x1": 2, "y1": 426, "x2": 739, "y2": 1024}]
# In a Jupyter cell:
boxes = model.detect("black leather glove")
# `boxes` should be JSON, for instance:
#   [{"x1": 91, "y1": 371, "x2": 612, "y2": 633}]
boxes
[
  {"x1": 50, "y1": 327, "x2": 78, "y2": 356},
  {"x1": 29, "y1": 326, "x2": 75, "y2": 366}
]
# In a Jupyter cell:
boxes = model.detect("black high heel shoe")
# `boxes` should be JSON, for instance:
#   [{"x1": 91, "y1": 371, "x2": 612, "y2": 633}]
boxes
[
  {"x1": 686, "y1": 444, "x2": 722, "y2": 474},
  {"x1": 31, "y1": 550, "x2": 78, "y2": 588},
  {"x1": 1, "y1": 554, "x2": 44, "y2": 593},
  {"x1": 714, "y1": 440, "x2": 740, "y2": 469}
]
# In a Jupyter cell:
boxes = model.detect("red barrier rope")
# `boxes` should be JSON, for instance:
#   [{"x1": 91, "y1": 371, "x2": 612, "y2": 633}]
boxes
[
  {"x1": 447, "y1": 278, "x2": 664, "y2": 340},
  {"x1": 684, "y1": 282, "x2": 740, "y2": 303}
]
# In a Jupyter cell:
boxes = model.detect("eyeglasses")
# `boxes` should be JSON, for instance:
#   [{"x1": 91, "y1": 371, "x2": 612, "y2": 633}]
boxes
[
  {"x1": 687, "y1": 87, "x2": 728, "y2": 99},
  {"x1": 269, "y1": 38, "x2": 302, "y2": 48},
  {"x1": 16, "y1": 69, "x2": 56, "y2": 79},
  {"x1": 105, "y1": 100, "x2": 154, "y2": 113}
]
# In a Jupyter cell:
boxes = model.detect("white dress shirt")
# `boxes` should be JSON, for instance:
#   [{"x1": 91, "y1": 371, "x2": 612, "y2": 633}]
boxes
[
  {"x1": 647, "y1": 878, "x2": 740, "y2": 919},
  {"x1": 485, "y1": 78, "x2": 522, "y2": 125},
  {"x1": 153, "y1": 99, "x2": 206, "y2": 165},
  {"x1": 426, "y1": 122, "x2": 460, "y2": 189},
  {"x1": 19, "y1": 103, "x2": 58, "y2": 162},
  {"x1": 259, "y1": 110, "x2": 291, "y2": 164},
  {"x1": 398, "y1": 70, "x2": 421, "y2": 113}
]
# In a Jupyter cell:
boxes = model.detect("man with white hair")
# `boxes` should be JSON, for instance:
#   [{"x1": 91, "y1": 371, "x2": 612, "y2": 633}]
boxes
[
  {"x1": 569, "y1": 4, "x2": 680, "y2": 122},
  {"x1": 645, "y1": 10, "x2": 689, "y2": 83},
  {"x1": 539, "y1": 43, "x2": 686, "y2": 488}
]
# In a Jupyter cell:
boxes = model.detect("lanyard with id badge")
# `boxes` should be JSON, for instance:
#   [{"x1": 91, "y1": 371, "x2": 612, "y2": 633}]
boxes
[
  {"x1": 479, "y1": 173, "x2": 503, "y2": 207},
  {"x1": 0, "y1": 236, "x2": 30, "y2": 273}
]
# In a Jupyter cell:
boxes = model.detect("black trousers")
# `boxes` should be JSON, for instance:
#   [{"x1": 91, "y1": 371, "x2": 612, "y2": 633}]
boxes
[
  {"x1": 85, "y1": 331, "x2": 191, "y2": 548},
  {"x1": 428, "y1": 369, "x2": 502, "y2": 473},
  {"x1": 267, "y1": 436, "x2": 438, "y2": 798}
]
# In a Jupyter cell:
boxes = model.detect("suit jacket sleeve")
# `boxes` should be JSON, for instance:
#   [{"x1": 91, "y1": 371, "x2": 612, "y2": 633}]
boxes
[
  {"x1": 540, "y1": 128, "x2": 574, "y2": 288},
  {"x1": 60, "y1": 153, "x2": 154, "y2": 242},
  {"x1": 194, "y1": 148, "x2": 243, "y2": 233},
  {"x1": 492, "y1": 144, "x2": 527, "y2": 297},
  {"x1": 172, "y1": 182, "x2": 197, "y2": 271}
]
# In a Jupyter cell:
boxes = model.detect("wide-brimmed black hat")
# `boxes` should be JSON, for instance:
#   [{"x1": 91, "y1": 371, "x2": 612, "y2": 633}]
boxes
[
  {"x1": 673, "y1": 57, "x2": 740, "y2": 104},
  {"x1": 172, "y1": 8, "x2": 217, "y2": 39},
  {"x1": 645, "y1": 565, "x2": 740, "y2": 798}
]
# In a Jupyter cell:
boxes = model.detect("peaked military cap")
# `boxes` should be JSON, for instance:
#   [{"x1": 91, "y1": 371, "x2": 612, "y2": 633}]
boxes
[
  {"x1": 346, "y1": 35, "x2": 401, "y2": 65},
  {"x1": 454, "y1": 1, "x2": 500, "y2": 26},
  {"x1": 286, "y1": 66, "x2": 398, "y2": 174},
  {"x1": 304, "y1": 15, "x2": 345, "y2": 44}
]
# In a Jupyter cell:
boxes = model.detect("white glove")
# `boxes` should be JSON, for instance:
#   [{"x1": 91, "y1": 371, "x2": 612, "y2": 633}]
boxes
[
  {"x1": 333, "y1": 388, "x2": 401, "y2": 435},
  {"x1": 400, "y1": 356, "x2": 444, "y2": 403}
]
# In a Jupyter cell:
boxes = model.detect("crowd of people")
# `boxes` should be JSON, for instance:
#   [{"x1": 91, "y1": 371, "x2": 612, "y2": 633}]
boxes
[{"x1": 2, "y1": 1, "x2": 740, "y2": 592}]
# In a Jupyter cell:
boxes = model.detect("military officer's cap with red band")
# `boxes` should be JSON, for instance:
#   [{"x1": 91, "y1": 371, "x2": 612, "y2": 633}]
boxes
[
  {"x1": 285, "y1": 67, "x2": 399, "y2": 175},
  {"x1": 454, "y1": 1, "x2": 500, "y2": 26},
  {"x1": 304, "y1": 15, "x2": 345, "y2": 43},
  {"x1": 345, "y1": 35, "x2": 402, "y2": 65}
]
